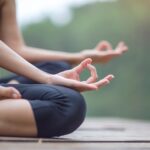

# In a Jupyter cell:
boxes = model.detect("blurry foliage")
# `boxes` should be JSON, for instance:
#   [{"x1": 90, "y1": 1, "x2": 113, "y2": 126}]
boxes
[{"x1": 1, "y1": 0, "x2": 149, "y2": 119}]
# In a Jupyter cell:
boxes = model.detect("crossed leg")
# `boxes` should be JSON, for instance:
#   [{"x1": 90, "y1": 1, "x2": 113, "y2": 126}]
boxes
[
  {"x1": 0, "y1": 99, "x2": 37, "y2": 137},
  {"x1": 0, "y1": 84, "x2": 86, "y2": 138}
]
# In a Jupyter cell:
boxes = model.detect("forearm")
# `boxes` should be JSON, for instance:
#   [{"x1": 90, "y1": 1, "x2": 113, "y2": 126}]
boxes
[
  {"x1": 19, "y1": 46, "x2": 84, "y2": 65},
  {"x1": 0, "y1": 41, "x2": 50, "y2": 83}
]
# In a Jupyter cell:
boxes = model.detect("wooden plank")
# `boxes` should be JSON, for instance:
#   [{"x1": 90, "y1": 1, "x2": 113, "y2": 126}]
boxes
[
  {"x1": 1, "y1": 118, "x2": 150, "y2": 150},
  {"x1": 61, "y1": 118, "x2": 150, "y2": 142},
  {"x1": 80, "y1": 118, "x2": 150, "y2": 130},
  {"x1": 1, "y1": 142, "x2": 150, "y2": 150},
  {"x1": 1, "y1": 118, "x2": 150, "y2": 143}
]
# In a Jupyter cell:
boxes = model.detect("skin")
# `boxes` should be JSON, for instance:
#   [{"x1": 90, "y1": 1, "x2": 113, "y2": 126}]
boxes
[
  {"x1": 0, "y1": 0, "x2": 128, "y2": 65},
  {"x1": 0, "y1": 0, "x2": 127, "y2": 137},
  {"x1": 0, "y1": 46, "x2": 113, "y2": 136},
  {"x1": 0, "y1": 42, "x2": 114, "y2": 92}
]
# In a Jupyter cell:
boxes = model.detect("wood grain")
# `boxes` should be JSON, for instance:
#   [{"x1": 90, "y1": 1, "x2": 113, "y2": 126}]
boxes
[{"x1": 1, "y1": 118, "x2": 150, "y2": 149}]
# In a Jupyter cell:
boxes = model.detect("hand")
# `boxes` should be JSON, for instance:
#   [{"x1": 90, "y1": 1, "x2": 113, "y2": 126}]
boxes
[
  {"x1": 49, "y1": 58, "x2": 114, "y2": 92},
  {"x1": 81, "y1": 41, "x2": 128, "y2": 64},
  {"x1": 0, "y1": 86, "x2": 22, "y2": 100}
]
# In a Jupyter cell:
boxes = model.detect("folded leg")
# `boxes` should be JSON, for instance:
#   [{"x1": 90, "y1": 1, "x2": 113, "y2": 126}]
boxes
[{"x1": 0, "y1": 83, "x2": 86, "y2": 138}]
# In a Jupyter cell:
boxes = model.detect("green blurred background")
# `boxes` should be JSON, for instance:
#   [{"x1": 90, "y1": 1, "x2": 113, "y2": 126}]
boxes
[{"x1": 0, "y1": 0, "x2": 150, "y2": 119}]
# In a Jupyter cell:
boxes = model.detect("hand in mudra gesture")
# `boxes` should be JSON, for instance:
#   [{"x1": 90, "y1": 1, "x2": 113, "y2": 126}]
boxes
[
  {"x1": 50, "y1": 58, "x2": 114, "y2": 92},
  {"x1": 81, "y1": 41, "x2": 128, "y2": 64}
]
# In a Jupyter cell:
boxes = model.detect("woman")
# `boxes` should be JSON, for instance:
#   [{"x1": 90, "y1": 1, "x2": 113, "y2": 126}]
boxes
[{"x1": 0, "y1": 0, "x2": 127, "y2": 138}]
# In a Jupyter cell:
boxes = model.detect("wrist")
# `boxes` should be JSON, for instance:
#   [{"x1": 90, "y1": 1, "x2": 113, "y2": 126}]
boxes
[
  {"x1": 70, "y1": 52, "x2": 85, "y2": 65},
  {"x1": 42, "y1": 73, "x2": 54, "y2": 84}
]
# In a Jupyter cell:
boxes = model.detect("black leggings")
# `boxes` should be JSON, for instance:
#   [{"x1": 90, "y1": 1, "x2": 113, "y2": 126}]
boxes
[{"x1": 0, "y1": 61, "x2": 86, "y2": 138}]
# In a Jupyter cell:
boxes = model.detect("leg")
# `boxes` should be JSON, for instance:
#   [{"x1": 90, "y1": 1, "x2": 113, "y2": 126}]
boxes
[
  {"x1": 0, "y1": 61, "x2": 71, "y2": 84},
  {"x1": 0, "y1": 99, "x2": 37, "y2": 137},
  {"x1": 1, "y1": 84, "x2": 86, "y2": 138}
]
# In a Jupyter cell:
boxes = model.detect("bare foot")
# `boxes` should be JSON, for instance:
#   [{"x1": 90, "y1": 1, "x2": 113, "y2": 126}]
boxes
[{"x1": 0, "y1": 86, "x2": 21, "y2": 100}]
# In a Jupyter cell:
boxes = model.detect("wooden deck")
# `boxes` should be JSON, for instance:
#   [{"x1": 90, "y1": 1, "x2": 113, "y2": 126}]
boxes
[{"x1": 1, "y1": 118, "x2": 150, "y2": 149}]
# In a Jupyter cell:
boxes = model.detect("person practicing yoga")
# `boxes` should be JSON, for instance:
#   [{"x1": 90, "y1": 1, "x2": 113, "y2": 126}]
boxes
[{"x1": 0, "y1": 0, "x2": 128, "y2": 138}]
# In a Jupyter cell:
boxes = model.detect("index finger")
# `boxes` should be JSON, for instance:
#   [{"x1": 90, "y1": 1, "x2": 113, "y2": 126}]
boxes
[
  {"x1": 84, "y1": 64, "x2": 98, "y2": 84},
  {"x1": 96, "y1": 41, "x2": 113, "y2": 51},
  {"x1": 73, "y1": 58, "x2": 92, "y2": 74}
]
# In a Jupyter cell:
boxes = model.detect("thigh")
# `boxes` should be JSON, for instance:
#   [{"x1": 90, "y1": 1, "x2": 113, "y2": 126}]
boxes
[{"x1": 1, "y1": 84, "x2": 86, "y2": 138}]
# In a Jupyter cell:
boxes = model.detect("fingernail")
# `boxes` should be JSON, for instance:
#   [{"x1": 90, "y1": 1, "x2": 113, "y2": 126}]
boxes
[{"x1": 112, "y1": 75, "x2": 115, "y2": 78}]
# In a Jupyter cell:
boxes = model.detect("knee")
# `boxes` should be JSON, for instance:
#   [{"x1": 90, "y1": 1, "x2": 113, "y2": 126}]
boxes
[
  {"x1": 31, "y1": 85, "x2": 86, "y2": 138},
  {"x1": 55, "y1": 87, "x2": 86, "y2": 136}
]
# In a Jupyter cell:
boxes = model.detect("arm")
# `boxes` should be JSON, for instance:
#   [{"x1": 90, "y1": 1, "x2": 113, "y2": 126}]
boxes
[
  {"x1": 0, "y1": 0, "x2": 83, "y2": 65},
  {"x1": 19, "y1": 46, "x2": 83, "y2": 64},
  {"x1": 17, "y1": 41, "x2": 128, "y2": 65},
  {"x1": 0, "y1": 0, "x2": 128, "y2": 65},
  {"x1": 0, "y1": 41, "x2": 114, "y2": 92},
  {"x1": 17, "y1": 40, "x2": 128, "y2": 65},
  {"x1": 0, "y1": 41, "x2": 49, "y2": 84}
]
